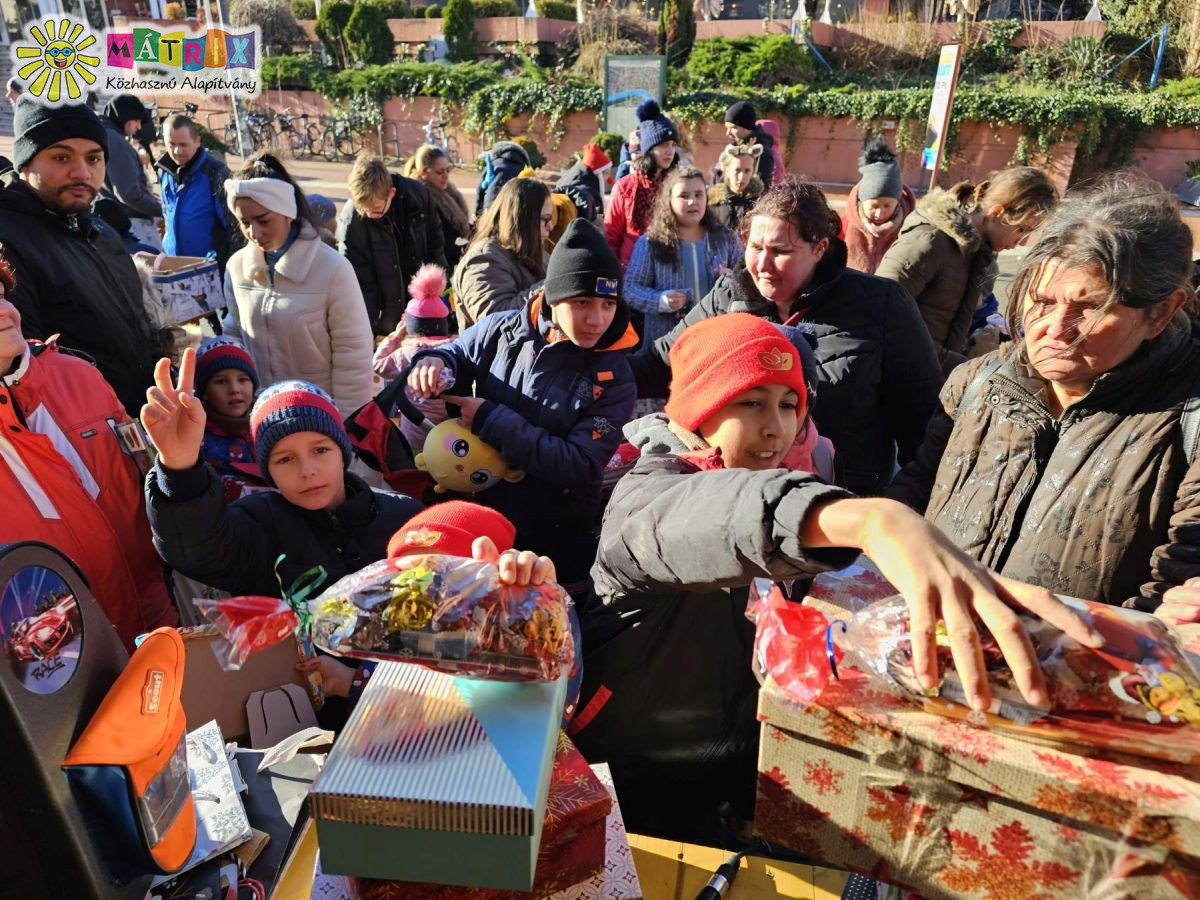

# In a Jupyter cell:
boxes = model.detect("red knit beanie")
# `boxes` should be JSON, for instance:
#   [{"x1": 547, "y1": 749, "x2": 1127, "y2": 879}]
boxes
[
  {"x1": 664, "y1": 313, "x2": 808, "y2": 433},
  {"x1": 387, "y1": 501, "x2": 517, "y2": 562},
  {"x1": 580, "y1": 143, "x2": 612, "y2": 173}
]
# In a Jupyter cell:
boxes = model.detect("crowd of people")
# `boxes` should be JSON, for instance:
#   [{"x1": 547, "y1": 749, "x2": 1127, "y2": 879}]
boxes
[{"x1": 6, "y1": 90, "x2": 1200, "y2": 854}]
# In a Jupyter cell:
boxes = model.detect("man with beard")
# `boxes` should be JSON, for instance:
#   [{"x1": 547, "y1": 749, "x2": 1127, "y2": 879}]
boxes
[{"x1": 0, "y1": 99, "x2": 158, "y2": 414}]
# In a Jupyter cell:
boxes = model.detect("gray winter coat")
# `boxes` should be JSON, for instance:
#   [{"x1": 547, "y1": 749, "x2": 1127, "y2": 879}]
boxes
[
  {"x1": 889, "y1": 312, "x2": 1200, "y2": 611},
  {"x1": 100, "y1": 116, "x2": 162, "y2": 221},
  {"x1": 876, "y1": 189, "x2": 998, "y2": 372},
  {"x1": 573, "y1": 444, "x2": 854, "y2": 841}
]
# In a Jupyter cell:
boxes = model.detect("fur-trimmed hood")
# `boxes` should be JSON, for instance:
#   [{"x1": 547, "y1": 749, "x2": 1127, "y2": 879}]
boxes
[
  {"x1": 707, "y1": 176, "x2": 763, "y2": 208},
  {"x1": 906, "y1": 187, "x2": 982, "y2": 255}
]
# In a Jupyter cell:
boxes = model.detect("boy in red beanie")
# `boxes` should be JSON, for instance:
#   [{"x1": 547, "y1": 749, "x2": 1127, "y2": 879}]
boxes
[{"x1": 572, "y1": 312, "x2": 1097, "y2": 845}]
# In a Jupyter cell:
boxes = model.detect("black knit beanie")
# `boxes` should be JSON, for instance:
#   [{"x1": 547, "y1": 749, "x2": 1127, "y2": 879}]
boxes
[
  {"x1": 725, "y1": 101, "x2": 758, "y2": 132},
  {"x1": 543, "y1": 219, "x2": 622, "y2": 305},
  {"x1": 12, "y1": 98, "x2": 108, "y2": 171}
]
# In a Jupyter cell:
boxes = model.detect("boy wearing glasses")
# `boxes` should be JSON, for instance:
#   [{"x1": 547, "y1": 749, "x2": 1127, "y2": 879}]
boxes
[{"x1": 407, "y1": 219, "x2": 638, "y2": 586}]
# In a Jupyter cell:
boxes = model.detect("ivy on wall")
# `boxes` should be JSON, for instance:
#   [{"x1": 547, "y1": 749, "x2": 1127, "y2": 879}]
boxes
[{"x1": 257, "y1": 57, "x2": 1200, "y2": 166}]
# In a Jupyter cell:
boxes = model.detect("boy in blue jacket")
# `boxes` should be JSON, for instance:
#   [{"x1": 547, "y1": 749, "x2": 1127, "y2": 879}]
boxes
[{"x1": 408, "y1": 219, "x2": 638, "y2": 584}]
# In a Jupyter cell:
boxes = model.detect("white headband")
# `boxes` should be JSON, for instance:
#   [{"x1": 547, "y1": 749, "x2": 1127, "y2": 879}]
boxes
[{"x1": 225, "y1": 177, "x2": 298, "y2": 220}]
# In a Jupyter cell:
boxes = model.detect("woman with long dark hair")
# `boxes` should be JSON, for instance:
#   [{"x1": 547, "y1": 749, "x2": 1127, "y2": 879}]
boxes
[{"x1": 605, "y1": 100, "x2": 681, "y2": 268}]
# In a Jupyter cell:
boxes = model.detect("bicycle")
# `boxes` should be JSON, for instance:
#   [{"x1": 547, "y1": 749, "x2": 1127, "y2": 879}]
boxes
[
  {"x1": 271, "y1": 107, "x2": 313, "y2": 160},
  {"x1": 422, "y1": 118, "x2": 462, "y2": 167},
  {"x1": 318, "y1": 111, "x2": 368, "y2": 162}
]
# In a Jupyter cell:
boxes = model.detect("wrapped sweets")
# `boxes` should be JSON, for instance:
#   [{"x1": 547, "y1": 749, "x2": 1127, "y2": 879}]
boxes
[{"x1": 310, "y1": 554, "x2": 574, "y2": 681}]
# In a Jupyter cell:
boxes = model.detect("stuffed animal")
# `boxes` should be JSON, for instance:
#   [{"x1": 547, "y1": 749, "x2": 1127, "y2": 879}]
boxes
[{"x1": 414, "y1": 419, "x2": 525, "y2": 494}]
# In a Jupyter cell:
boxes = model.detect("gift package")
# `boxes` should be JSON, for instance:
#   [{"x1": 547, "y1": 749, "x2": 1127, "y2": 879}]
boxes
[
  {"x1": 755, "y1": 669, "x2": 1200, "y2": 899},
  {"x1": 311, "y1": 661, "x2": 568, "y2": 890},
  {"x1": 151, "y1": 256, "x2": 224, "y2": 326}
]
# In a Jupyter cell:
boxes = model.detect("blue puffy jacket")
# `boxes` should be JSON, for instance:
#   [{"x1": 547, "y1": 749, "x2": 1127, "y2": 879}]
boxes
[
  {"x1": 415, "y1": 294, "x2": 638, "y2": 577},
  {"x1": 158, "y1": 148, "x2": 238, "y2": 268}
]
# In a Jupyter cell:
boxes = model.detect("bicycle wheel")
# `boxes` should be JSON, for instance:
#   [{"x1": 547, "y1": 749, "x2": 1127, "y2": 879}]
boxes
[
  {"x1": 321, "y1": 126, "x2": 337, "y2": 162},
  {"x1": 306, "y1": 122, "x2": 324, "y2": 157},
  {"x1": 286, "y1": 128, "x2": 306, "y2": 160},
  {"x1": 337, "y1": 130, "x2": 361, "y2": 160}
]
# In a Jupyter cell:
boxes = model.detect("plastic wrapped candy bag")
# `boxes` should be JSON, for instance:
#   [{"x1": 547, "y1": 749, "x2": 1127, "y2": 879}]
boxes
[
  {"x1": 193, "y1": 595, "x2": 299, "y2": 670},
  {"x1": 748, "y1": 575, "x2": 1200, "y2": 763},
  {"x1": 309, "y1": 554, "x2": 575, "y2": 682}
]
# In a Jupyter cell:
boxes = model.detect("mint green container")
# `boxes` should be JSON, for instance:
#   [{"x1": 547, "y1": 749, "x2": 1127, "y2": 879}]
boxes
[{"x1": 311, "y1": 662, "x2": 566, "y2": 890}]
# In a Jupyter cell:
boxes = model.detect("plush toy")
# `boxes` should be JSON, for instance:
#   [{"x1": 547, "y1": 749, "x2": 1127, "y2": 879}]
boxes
[{"x1": 414, "y1": 419, "x2": 525, "y2": 494}]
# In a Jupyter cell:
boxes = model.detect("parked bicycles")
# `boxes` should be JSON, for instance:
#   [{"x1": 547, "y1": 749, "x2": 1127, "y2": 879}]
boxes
[
  {"x1": 220, "y1": 107, "x2": 313, "y2": 159},
  {"x1": 423, "y1": 118, "x2": 462, "y2": 166},
  {"x1": 316, "y1": 110, "x2": 370, "y2": 162}
]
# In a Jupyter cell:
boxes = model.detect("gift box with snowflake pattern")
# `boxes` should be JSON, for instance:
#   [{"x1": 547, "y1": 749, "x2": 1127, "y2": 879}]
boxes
[{"x1": 756, "y1": 669, "x2": 1200, "y2": 899}]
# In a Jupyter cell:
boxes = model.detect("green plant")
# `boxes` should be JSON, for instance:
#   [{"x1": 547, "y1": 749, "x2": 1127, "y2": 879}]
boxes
[
  {"x1": 346, "y1": 2, "x2": 394, "y2": 65},
  {"x1": 1158, "y1": 77, "x2": 1200, "y2": 102},
  {"x1": 290, "y1": 0, "x2": 315, "y2": 18},
  {"x1": 514, "y1": 135, "x2": 546, "y2": 168},
  {"x1": 1186, "y1": 159, "x2": 1200, "y2": 179},
  {"x1": 1057, "y1": 36, "x2": 1113, "y2": 81},
  {"x1": 315, "y1": 0, "x2": 354, "y2": 68},
  {"x1": 963, "y1": 18, "x2": 1022, "y2": 75},
  {"x1": 537, "y1": 0, "x2": 575, "y2": 19},
  {"x1": 425, "y1": 2, "x2": 442, "y2": 14},
  {"x1": 366, "y1": 0, "x2": 412, "y2": 16},
  {"x1": 569, "y1": 2, "x2": 654, "y2": 84},
  {"x1": 443, "y1": 0, "x2": 478, "y2": 61},
  {"x1": 590, "y1": 130, "x2": 624, "y2": 163},
  {"x1": 473, "y1": 0, "x2": 519, "y2": 15},
  {"x1": 197, "y1": 122, "x2": 228, "y2": 156},
  {"x1": 261, "y1": 54, "x2": 330, "y2": 90},
  {"x1": 688, "y1": 35, "x2": 810, "y2": 89},
  {"x1": 656, "y1": 0, "x2": 694, "y2": 69}
]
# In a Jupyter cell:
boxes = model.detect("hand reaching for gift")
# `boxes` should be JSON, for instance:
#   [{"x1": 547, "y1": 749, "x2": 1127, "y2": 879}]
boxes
[{"x1": 140, "y1": 347, "x2": 207, "y2": 471}]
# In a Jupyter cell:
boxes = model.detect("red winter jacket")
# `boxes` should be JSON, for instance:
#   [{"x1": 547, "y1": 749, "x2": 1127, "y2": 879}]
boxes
[
  {"x1": 0, "y1": 341, "x2": 176, "y2": 649},
  {"x1": 605, "y1": 172, "x2": 663, "y2": 269}
]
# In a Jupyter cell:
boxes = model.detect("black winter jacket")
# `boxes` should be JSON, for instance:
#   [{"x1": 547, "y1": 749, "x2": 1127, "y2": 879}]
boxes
[
  {"x1": 337, "y1": 173, "x2": 447, "y2": 335},
  {"x1": 145, "y1": 461, "x2": 423, "y2": 598},
  {"x1": 555, "y1": 161, "x2": 602, "y2": 221},
  {"x1": 573, "y1": 449, "x2": 854, "y2": 842},
  {"x1": 632, "y1": 240, "x2": 943, "y2": 494},
  {"x1": 0, "y1": 172, "x2": 158, "y2": 415},
  {"x1": 475, "y1": 142, "x2": 530, "y2": 216}
]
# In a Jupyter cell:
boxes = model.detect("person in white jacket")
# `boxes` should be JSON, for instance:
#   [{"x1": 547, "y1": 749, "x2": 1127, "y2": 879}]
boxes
[{"x1": 222, "y1": 154, "x2": 374, "y2": 417}]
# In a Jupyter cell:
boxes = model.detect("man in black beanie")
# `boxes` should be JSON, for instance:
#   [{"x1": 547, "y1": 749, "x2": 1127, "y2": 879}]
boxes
[
  {"x1": 100, "y1": 94, "x2": 162, "y2": 250},
  {"x1": 0, "y1": 98, "x2": 159, "y2": 415},
  {"x1": 724, "y1": 100, "x2": 776, "y2": 189}
]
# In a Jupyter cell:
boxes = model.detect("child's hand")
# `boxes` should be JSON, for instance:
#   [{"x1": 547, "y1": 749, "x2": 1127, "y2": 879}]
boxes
[
  {"x1": 472, "y1": 536, "x2": 557, "y2": 586},
  {"x1": 454, "y1": 395, "x2": 485, "y2": 427},
  {"x1": 378, "y1": 321, "x2": 407, "y2": 357},
  {"x1": 296, "y1": 655, "x2": 355, "y2": 698},
  {"x1": 408, "y1": 358, "x2": 447, "y2": 399},
  {"x1": 140, "y1": 348, "x2": 206, "y2": 471},
  {"x1": 660, "y1": 291, "x2": 688, "y2": 312},
  {"x1": 1156, "y1": 579, "x2": 1200, "y2": 626}
]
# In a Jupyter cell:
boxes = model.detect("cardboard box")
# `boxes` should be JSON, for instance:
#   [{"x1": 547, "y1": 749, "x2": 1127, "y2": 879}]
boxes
[
  {"x1": 153, "y1": 256, "x2": 224, "y2": 326},
  {"x1": 755, "y1": 670, "x2": 1200, "y2": 899},
  {"x1": 179, "y1": 626, "x2": 313, "y2": 742},
  {"x1": 311, "y1": 662, "x2": 566, "y2": 891}
]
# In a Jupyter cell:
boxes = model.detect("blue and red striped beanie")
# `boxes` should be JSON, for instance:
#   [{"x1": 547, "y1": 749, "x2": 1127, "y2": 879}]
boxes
[
  {"x1": 196, "y1": 337, "x2": 259, "y2": 399},
  {"x1": 249, "y1": 381, "x2": 352, "y2": 484}
]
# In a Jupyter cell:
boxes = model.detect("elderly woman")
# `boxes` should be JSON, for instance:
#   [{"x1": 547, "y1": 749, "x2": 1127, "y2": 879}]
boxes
[
  {"x1": 890, "y1": 173, "x2": 1200, "y2": 613},
  {"x1": 632, "y1": 176, "x2": 944, "y2": 495}
]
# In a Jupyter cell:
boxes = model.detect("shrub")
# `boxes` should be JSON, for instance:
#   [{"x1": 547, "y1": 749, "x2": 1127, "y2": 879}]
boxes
[
  {"x1": 290, "y1": 0, "x2": 315, "y2": 18},
  {"x1": 163, "y1": 1, "x2": 185, "y2": 19},
  {"x1": 538, "y1": 0, "x2": 575, "y2": 19},
  {"x1": 688, "y1": 35, "x2": 810, "y2": 88},
  {"x1": 569, "y1": 3, "x2": 654, "y2": 83},
  {"x1": 346, "y1": 3, "x2": 394, "y2": 65},
  {"x1": 656, "y1": 0, "x2": 695, "y2": 68},
  {"x1": 473, "y1": 0, "x2": 519, "y2": 15},
  {"x1": 425, "y1": 3, "x2": 442, "y2": 15},
  {"x1": 443, "y1": 0, "x2": 478, "y2": 61},
  {"x1": 261, "y1": 54, "x2": 330, "y2": 89},
  {"x1": 315, "y1": 0, "x2": 354, "y2": 67},
  {"x1": 1160, "y1": 77, "x2": 1200, "y2": 102},
  {"x1": 590, "y1": 130, "x2": 624, "y2": 163},
  {"x1": 514, "y1": 135, "x2": 546, "y2": 168},
  {"x1": 229, "y1": 0, "x2": 307, "y2": 55},
  {"x1": 366, "y1": 0, "x2": 411, "y2": 16}
]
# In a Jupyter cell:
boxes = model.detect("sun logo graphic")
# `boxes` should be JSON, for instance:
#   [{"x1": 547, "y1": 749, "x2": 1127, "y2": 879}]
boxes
[{"x1": 10, "y1": 17, "x2": 99, "y2": 105}]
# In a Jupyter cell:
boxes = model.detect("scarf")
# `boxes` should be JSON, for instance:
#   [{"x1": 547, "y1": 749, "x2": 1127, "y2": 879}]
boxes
[
  {"x1": 430, "y1": 181, "x2": 471, "y2": 238},
  {"x1": 206, "y1": 407, "x2": 252, "y2": 439},
  {"x1": 630, "y1": 173, "x2": 663, "y2": 236},
  {"x1": 264, "y1": 223, "x2": 301, "y2": 286}
]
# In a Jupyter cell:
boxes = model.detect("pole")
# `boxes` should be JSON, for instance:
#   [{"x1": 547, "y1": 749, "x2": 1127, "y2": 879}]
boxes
[
  {"x1": 1150, "y1": 24, "x2": 1168, "y2": 90},
  {"x1": 212, "y1": 0, "x2": 245, "y2": 158}
]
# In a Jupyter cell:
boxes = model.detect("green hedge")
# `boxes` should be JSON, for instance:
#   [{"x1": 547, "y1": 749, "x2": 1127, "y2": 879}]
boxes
[
  {"x1": 688, "y1": 35, "x2": 812, "y2": 89},
  {"x1": 537, "y1": 0, "x2": 575, "y2": 19},
  {"x1": 472, "y1": 0, "x2": 518, "y2": 15}
]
